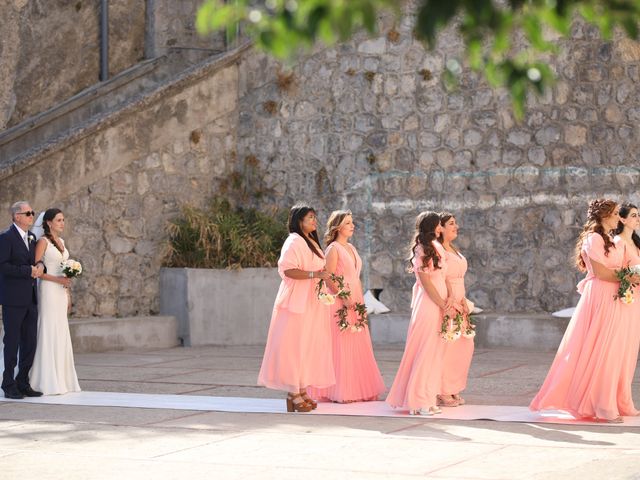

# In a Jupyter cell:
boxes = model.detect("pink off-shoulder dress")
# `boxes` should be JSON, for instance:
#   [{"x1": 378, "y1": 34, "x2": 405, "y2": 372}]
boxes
[
  {"x1": 530, "y1": 233, "x2": 639, "y2": 420},
  {"x1": 441, "y1": 249, "x2": 474, "y2": 396},
  {"x1": 258, "y1": 233, "x2": 335, "y2": 392},
  {"x1": 386, "y1": 241, "x2": 448, "y2": 411},
  {"x1": 308, "y1": 242, "x2": 386, "y2": 402}
]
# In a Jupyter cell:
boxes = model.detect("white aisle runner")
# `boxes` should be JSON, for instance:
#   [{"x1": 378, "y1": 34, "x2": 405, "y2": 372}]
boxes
[{"x1": 1, "y1": 391, "x2": 639, "y2": 427}]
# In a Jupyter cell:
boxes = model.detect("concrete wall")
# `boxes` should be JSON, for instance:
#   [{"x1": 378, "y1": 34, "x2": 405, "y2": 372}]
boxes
[{"x1": 160, "y1": 268, "x2": 281, "y2": 346}]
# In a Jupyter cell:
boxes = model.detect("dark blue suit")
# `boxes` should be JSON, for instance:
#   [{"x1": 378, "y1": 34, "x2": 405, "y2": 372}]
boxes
[{"x1": 0, "y1": 224, "x2": 39, "y2": 392}]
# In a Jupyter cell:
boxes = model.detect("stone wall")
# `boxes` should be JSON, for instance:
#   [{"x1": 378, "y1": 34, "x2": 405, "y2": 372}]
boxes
[
  {"x1": 147, "y1": 0, "x2": 226, "y2": 58},
  {"x1": 236, "y1": 14, "x2": 640, "y2": 313},
  {"x1": 0, "y1": 54, "x2": 240, "y2": 317},
  {"x1": 0, "y1": 0, "x2": 146, "y2": 129}
]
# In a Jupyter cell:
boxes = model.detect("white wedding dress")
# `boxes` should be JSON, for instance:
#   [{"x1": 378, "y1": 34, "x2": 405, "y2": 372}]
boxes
[{"x1": 30, "y1": 238, "x2": 81, "y2": 395}]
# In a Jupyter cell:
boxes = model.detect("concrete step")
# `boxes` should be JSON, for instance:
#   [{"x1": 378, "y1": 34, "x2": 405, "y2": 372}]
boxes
[
  {"x1": 69, "y1": 315, "x2": 180, "y2": 353},
  {"x1": 0, "y1": 315, "x2": 180, "y2": 354},
  {"x1": 369, "y1": 312, "x2": 569, "y2": 352}
]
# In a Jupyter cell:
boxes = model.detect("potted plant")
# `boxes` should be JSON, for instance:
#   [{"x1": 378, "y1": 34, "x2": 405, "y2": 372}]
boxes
[{"x1": 160, "y1": 197, "x2": 287, "y2": 346}]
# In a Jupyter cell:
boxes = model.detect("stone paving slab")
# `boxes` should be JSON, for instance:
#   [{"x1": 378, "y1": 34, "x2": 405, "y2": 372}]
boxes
[{"x1": 0, "y1": 345, "x2": 638, "y2": 480}]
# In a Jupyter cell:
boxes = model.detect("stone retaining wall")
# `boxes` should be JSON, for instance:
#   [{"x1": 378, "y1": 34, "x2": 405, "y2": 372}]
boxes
[
  {"x1": 235, "y1": 13, "x2": 640, "y2": 313},
  {"x1": 0, "y1": 52, "x2": 243, "y2": 317}
]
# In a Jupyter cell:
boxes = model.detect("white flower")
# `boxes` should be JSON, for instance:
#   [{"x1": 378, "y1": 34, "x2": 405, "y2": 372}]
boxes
[
  {"x1": 630, "y1": 265, "x2": 640, "y2": 276},
  {"x1": 462, "y1": 330, "x2": 476, "y2": 339},
  {"x1": 318, "y1": 293, "x2": 335, "y2": 305}
]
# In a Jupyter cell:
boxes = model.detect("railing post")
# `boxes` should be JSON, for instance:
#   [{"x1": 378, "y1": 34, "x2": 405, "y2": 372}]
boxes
[{"x1": 100, "y1": 0, "x2": 109, "y2": 81}]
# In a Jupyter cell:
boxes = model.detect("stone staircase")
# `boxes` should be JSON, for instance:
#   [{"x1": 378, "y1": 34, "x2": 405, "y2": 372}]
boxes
[
  {"x1": 0, "y1": 48, "x2": 237, "y2": 174},
  {"x1": 0, "y1": 44, "x2": 251, "y2": 352}
]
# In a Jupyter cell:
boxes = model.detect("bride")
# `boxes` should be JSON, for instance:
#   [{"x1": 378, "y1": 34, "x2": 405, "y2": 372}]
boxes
[{"x1": 29, "y1": 208, "x2": 81, "y2": 395}]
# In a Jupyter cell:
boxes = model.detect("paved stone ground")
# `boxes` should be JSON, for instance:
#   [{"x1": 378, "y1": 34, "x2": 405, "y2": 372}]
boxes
[{"x1": 0, "y1": 345, "x2": 639, "y2": 479}]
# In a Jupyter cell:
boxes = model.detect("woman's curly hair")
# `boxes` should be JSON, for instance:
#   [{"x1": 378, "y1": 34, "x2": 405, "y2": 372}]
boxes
[
  {"x1": 574, "y1": 198, "x2": 617, "y2": 272},
  {"x1": 408, "y1": 211, "x2": 442, "y2": 272}
]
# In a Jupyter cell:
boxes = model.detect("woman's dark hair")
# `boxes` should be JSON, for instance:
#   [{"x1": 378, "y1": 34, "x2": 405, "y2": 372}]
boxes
[
  {"x1": 43, "y1": 208, "x2": 64, "y2": 254},
  {"x1": 614, "y1": 202, "x2": 640, "y2": 250},
  {"x1": 408, "y1": 211, "x2": 442, "y2": 272},
  {"x1": 574, "y1": 199, "x2": 616, "y2": 272},
  {"x1": 437, "y1": 211, "x2": 454, "y2": 244},
  {"x1": 288, "y1": 204, "x2": 323, "y2": 258}
]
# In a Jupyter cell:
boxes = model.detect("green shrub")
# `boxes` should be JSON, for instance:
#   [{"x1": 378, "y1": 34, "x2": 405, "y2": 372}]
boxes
[{"x1": 164, "y1": 198, "x2": 288, "y2": 269}]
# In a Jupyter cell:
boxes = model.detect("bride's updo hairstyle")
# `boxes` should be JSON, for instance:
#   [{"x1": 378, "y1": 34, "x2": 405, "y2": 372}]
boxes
[
  {"x1": 43, "y1": 208, "x2": 64, "y2": 254},
  {"x1": 324, "y1": 210, "x2": 352, "y2": 246},
  {"x1": 408, "y1": 211, "x2": 442, "y2": 272},
  {"x1": 288, "y1": 204, "x2": 323, "y2": 258},
  {"x1": 574, "y1": 198, "x2": 617, "y2": 272}
]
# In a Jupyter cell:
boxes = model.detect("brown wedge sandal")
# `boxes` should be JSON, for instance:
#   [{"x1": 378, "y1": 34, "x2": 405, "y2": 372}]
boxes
[
  {"x1": 286, "y1": 393, "x2": 313, "y2": 413},
  {"x1": 300, "y1": 390, "x2": 317, "y2": 410}
]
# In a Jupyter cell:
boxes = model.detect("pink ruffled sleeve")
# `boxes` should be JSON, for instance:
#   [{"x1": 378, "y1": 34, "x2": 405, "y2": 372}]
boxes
[
  {"x1": 273, "y1": 234, "x2": 311, "y2": 314},
  {"x1": 277, "y1": 234, "x2": 304, "y2": 277},
  {"x1": 582, "y1": 233, "x2": 607, "y2": 265},
  {"x1": 413, "y1": 242, "x2": 445, "y2": 274}
]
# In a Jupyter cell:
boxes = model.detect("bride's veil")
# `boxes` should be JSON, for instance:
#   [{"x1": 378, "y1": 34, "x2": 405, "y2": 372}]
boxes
[{"x1": 32, "y1": 211, "x2": 46, "y2": 240}]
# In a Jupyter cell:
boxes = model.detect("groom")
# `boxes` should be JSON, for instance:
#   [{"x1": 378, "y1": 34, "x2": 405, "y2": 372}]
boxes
[{"x1": 0, "y1": 201, "x2": 44, "y2": 399}]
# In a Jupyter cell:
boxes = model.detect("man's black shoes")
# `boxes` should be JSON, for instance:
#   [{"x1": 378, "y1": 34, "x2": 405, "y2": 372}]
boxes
[
  {"x1": 3, "y1": 387, "x2": 25, "y2": 399},
  {"x1": 19, "y1": 386, "x2": 43, "y2": 397}
]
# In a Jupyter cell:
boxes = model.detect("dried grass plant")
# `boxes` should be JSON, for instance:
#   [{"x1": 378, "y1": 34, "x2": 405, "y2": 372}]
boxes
[{"x1": 164, "y1": 198, "x2": 288, "y2": 269}]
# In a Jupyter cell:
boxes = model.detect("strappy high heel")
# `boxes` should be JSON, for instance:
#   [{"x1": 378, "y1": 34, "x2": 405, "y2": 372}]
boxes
[
  {"x1": 409, "y1": 406, "x2": 441, "y2": 416},
  {"x1": 437, "y1": 394, "x2": 459, "y2": 407},
  {"x1": 286, "y1": 393, "x2": 313, "y2": 413},
  {"x1": 595, "y1": 416, "x2": 624, "y2": 423},
  {"x1": 300, "y1": 390, "x2": 317, "y2": 410},
  {"x1": 452, "y1": 394, "x2": 465, "y2": 405}
]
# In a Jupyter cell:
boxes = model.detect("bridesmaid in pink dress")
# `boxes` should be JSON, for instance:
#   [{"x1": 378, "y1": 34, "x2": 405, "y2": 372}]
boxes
[
  {"x1": 530, "y1": 199, "x2": 640, "y2": 422},
  {"x1": 437, "y1": 212, "x2": 474, "y2": 407},
  {"x1": 613, "y1": 203, "x2": 640, "y2": 416},
  {"x1": 386, "y1": 211, "x2": 453, "y2": 415},
  {"x1": 308, "y1": 210, "x2": 385, "y2": 403},
  {"x1": 258, "y1": 204, "x2": 335, "y2": 412}
]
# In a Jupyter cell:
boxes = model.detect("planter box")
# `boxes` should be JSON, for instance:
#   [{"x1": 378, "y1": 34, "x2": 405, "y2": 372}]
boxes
[{"x1": 159, "y1": 267, "x2": 280, "y2": 346}]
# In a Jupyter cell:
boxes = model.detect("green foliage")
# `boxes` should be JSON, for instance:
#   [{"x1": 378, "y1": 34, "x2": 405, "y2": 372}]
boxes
[
  {"x1": 164, "y1": 198, "x2": 288, "y2": 269},
  {"x1": 197, "y1": 0, "x2": 640, "y2": 119}
]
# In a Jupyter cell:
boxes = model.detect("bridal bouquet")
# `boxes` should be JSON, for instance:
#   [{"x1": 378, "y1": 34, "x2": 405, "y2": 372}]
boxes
[
  {"x1": 61, "y1": 259, "x2": 83, "y2": 278},
  {"x1": 614, "y1": 265, "x2": 640, "y2": 304}
]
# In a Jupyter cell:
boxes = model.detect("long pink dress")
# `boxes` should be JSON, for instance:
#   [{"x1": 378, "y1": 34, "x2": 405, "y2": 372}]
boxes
[
  {"x1": 308, "y1": 242, "x2": 386, "y2": 402},
  {"x1": 386, "y1": 241, "x2": 448, "y2": 410},
  {"x1": 530, "y1": 233, "x2": 639, "y2": 420},
  {"x1": 615, "y1": 235, "x2": 640, "y2": 415},
  {"x1": 258, "y1": 233, "x2": 335, "y2": 392},
  {"x1": 441, "y1": 249, "x2": 474, "y2": 396}
]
